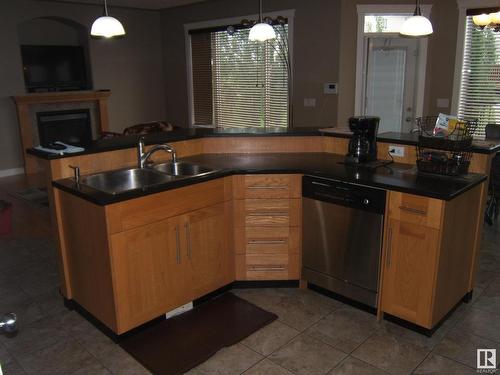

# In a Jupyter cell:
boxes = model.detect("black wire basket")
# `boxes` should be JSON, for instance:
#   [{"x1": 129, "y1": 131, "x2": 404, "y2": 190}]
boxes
[{"x1": 415, "y1": 116, "x2": 477, "y2": 176}]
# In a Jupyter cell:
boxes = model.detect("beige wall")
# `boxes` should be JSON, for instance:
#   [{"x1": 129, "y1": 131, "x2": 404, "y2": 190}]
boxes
[
  {"x1": 0, "y1": 0, "x2": 166, "y2": 172},
  {"x1": 160, "y1": 0, "x2": 342, "y2": 129},
  {"x1": 338, "y1": 0, "x2": 459, "y2": 127}
]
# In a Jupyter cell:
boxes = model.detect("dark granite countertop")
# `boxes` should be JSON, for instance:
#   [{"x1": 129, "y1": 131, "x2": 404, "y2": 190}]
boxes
[
  {"x1": 53, "y1": 153, "x2": 487, "y2": 205},
  {"x1": 28, "y1": 128, "x2": 500, "y2": 160}
]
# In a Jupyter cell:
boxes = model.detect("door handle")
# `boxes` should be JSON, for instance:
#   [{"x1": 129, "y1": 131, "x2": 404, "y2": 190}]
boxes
[
  {"x1": 386, "y1": 226, "x2": 393, "y2": 269},
  {"x1": 175, "y1": 225, "x2": 181, "y2": 264},
  {"x1": 185, "y1": 222, "x2": 192, "y2": 259}
]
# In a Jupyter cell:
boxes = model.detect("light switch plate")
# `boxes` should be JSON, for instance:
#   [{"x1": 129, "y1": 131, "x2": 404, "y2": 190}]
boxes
[
  {"x1": 389, "y1": 145, "x2": 405, "y2": 157},
  {"x1": 304, "y1": 98, "x2": 316, "y2": 107},
  {"x1": 324, "y1": 83, "x2": 338, "y2": 94}
]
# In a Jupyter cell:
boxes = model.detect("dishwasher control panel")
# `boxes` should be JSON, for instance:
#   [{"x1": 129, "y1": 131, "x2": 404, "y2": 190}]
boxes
[{"x1": 302, "y1": 175, "x2": 386, "y2": 214}]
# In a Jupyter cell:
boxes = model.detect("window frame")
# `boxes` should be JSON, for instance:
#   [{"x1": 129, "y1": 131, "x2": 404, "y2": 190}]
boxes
[
  {"x1": 452, "y1": 0, "x2": 500, "y2": 115},
  {"x1": 184, "y1": 9, "x2": 295, "y2": 128}
]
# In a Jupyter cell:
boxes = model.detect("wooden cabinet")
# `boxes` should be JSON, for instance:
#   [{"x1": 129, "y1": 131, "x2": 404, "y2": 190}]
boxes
[
  {"x1": 109, "y1": 216, "x2": 191, "y2": 332},
  {"x1": 380, "y1": 186, "x2": 483, "y2": 329},
  {"x1": 56, "y1": 178, "x2": 234, "y2": 334},
  {"x1": 233, "y1": 174, "x2": 301, "y2": 281}
]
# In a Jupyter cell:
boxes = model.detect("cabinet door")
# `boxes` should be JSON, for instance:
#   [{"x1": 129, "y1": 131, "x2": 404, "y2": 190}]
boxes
[
  {"x1": 381, "y1": 219, "x2": 440, "y2": 328},
  {"x1": 185, "y1": 202, "x2": 234, "y2": 299},
  {"x1": 109, "y1": 216, "x2": 191, "y2": 333}
]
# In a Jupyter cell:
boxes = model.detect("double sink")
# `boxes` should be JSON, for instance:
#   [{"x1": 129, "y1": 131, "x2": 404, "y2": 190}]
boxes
[{"x1": 79, "y1": 161, "x2": 218, "y2": 195}]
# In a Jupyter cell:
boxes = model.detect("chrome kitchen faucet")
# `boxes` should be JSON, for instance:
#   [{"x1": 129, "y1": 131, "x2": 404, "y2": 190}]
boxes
[{"x1": 137, "y1": 137, "x2": 177, "y2": 169}]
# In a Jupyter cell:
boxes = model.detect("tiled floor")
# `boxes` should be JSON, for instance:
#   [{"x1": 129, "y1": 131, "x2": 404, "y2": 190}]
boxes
[{"x1": 0, "y1": 175, "x2": 499, "y2": 374}]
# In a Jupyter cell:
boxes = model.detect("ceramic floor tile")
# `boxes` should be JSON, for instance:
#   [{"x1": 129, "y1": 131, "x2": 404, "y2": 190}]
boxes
[
  {"x1": 0, "y1": 285, "x2": 45, "y2": 326},
  {"x1": 191, "y1": 343, "x2": 263, "y2": 375},
  {"x1": 412, "y1": 354, "x2": 476, "y2": 374},
  {"x1": 98, "y1": 345, "x2": 151, "y2": 375},
  {"x1": 328, "y1": 356, "x2": 388, "y2": 375},
  {"x1": 70, "y1": 363, "x2": 113, "y2": 375},
  {"x1": 243, "y1": 359, "x2": 294, "y2": 375},
  {"x1": 305, "y1": 306, "x2": 381, "y2": 353},
  {"x1": 472, "y1": 276, "x2": 500, "y2": 316},
  {"x1": 0, "y1": 341, "x2": 14, "y2": 367},
  {"x1": 351, "y1": 332, "x2": 430, "y2": 375},
  {"x1": 241, "y1": 320, "x2": 299, "y2": 356},
  {"x1": 433, "y1": 327, "x2": 500, "y2": 369},
  {"x1": 1, "y1": 360, "x2": 27, "y2": 375},
  {"x1": 67, "y1": 318, "x2": 117, "y2": 360},
  {"x1": 269, "y1": 334, "x2": 347, "y2": 375},
  {"x1": 457, "y1": 308, "x2": 500, "y2": 343},
  {"x1": 16, "y1": 337, "x2": 94, "y2": 375}
]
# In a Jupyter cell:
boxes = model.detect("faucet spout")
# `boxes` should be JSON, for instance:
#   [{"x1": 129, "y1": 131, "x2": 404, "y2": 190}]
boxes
[{"x1": 137, "y1": 138, "x2": 177, "y2": 168}]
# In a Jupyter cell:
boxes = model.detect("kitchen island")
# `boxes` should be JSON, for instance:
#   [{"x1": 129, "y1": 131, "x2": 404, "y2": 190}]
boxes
[{"x1": 28, "y1": 129, "x2": 493, "y2": 336}]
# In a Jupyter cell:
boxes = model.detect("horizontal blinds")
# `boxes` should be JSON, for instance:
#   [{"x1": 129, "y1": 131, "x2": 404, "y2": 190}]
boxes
[
  {"x1": 191, "y1": 32, "x2": 213, "y2": 126},
  {"x1": 458, "y1": 17, "x2": 500, "y2": 137},
  {"x1": 212, "y1": 26, "x2": 289, "y2": 129}
]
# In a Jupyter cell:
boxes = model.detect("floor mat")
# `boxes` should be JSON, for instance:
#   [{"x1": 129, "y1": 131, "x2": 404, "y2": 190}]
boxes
[
  {"x1": 10, "y1": 187, "x2": 49, "y2": 207},
  {"x1": 120, "y1": 292, "x2": 277, "y2": 375}
]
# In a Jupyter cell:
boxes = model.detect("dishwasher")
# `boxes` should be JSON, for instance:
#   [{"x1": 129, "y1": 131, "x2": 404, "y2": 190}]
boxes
[{"x1": 302, "y1": 175, "x2": 386, "y2": 307}]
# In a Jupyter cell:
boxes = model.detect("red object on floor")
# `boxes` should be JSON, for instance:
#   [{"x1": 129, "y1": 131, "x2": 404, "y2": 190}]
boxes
[{"x1": 0, "y1": 201, "x2": 12, "y2": 235}]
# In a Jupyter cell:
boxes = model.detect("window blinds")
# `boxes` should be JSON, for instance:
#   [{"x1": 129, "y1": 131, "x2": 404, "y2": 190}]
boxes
[
  {"x1": 458, "y1": 16, "x2": 500, "y2": 137},
  {"x1": 190, "y1": 25, "x2": 289, "y2": 129},
  {"x1": 191, "y1": 32, "x2": 213, "y2": 126}
]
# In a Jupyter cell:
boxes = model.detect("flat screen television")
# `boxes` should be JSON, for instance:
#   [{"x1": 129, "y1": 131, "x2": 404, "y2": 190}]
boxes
[{"x1": 21, "y1": 45, "x2": 90, "y2": 92}]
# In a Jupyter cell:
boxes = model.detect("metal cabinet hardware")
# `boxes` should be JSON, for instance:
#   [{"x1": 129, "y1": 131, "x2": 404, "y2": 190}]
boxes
[
  {"x1": 249, "y1": 265, "x2": 286, "y2": 271},
  {"x1": 247, "y1": 185, "x2": 288, "y2": 190},
  {"x1": 247, "y1": 239, "x2": 286, "y2": 245},
  {"x1": 386, "y1": 226, "x2": 393, "y2": 268},
  {"x1": 398, "y1": 205, "x2": 427, "y2": 216},
  {"x1": 247, "y1": 211, "x2": 288, "y2": 217}
]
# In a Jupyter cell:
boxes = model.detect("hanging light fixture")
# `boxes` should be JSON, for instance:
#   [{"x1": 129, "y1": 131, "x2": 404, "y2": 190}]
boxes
[
  {"x1": 472, "y1": 10, "x2": 500, "y2": 32},
  {"x1": 249, "y1": 0, "x2": 276, "y2": 42},
  {"x1": 91, "y1": 0, "x2": 126, "y2": 38},
  {"x1": 400, "y1": 0, "x2": 433, "y2": 37}
]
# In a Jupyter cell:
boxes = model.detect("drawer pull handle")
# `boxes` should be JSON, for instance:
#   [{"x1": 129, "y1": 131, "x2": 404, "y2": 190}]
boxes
[
  {"x1": 248, "y1": 211, "x2": 288, "y2": 217},
  {"x1": 386, "y1": 226, "x2": 393, "y2": 269},
  {"x1": 247, "y1": 185, "x2": 288, "y2": 190},
  {"x1": 398, "y1": 206, "x2": 427, "y2": 216},
  {"x1": 249, "y1": 265, "x2": 286, "y2": 271},
  {"x1": 248, "y1": 239, "x2": 286, "y2": 245},
  {"x1": 174, "y1": 225, "x2": 181, "y2": 264}
]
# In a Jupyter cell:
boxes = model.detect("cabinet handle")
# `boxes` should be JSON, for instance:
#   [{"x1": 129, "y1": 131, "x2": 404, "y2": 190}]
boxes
[
  {"x1": 185, "y1": 222, "x2": 192, "y2": 259},
  {"x1": 175, "y1": 225, "x2": 181, "y2": 264},
  {"x1": 248, "y1": 239, "x2": 286, "y2": 245},
  {"x1": 247, "y1": 185, "x2": 288, "y2": 190},
  {"x1": 386, "y1": 226, "x2": 393, "y2": 269},
  {"x1": 398, "y1": 205, "x2": 427, "y2": 216},
  {"x1": 248, "y1": 211, "x2": 288, "y2": 217},
  {"x1": 249, "y1": 265, "x2": 287, "y2": 271}
]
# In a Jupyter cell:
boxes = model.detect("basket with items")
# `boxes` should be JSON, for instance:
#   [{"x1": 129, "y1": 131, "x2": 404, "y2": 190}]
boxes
[{"x1": 416, "y1": 114, "x2": 478, "y2": 176}]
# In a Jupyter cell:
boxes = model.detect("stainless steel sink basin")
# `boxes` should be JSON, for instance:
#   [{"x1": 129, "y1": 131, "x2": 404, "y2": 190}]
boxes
[
  {"x1": 80, "y1": 168, "x2": 175, "y2": 195},
  {"x1": 150, "y1": 162, "x2": 217, "y2": 177}
]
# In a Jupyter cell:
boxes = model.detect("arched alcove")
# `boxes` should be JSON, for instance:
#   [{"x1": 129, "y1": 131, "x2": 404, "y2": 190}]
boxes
[{"x1": 18, "y1": 17, "x2": 93, "y2": 92}]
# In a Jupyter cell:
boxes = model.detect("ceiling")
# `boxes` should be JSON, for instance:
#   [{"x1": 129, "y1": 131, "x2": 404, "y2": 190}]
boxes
[{"x1": 43, "y1": 0, "x2": 210, "y2": 10}]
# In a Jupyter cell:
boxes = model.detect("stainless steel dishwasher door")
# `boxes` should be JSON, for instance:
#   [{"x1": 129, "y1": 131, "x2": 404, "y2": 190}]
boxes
[{"x1": 302, "y1": 197, "x2": 383, "y2": 305}]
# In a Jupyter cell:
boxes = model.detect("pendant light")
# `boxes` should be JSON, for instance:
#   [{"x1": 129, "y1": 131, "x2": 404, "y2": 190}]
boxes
[
  {"x1": 400, "y1": 0, "x2": 433, "y2": 37},
  {"x1": 91, "y1": 0, "x2": 126, "y2": 38},
  {"x1": 249, "y1": 0, "x2": 276, "y2": 42}
]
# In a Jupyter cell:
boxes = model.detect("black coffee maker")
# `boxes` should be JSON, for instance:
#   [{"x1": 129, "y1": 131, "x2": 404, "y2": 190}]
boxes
[{"x1": 346, "y1": 116, "x2": 380, "y2": 164}]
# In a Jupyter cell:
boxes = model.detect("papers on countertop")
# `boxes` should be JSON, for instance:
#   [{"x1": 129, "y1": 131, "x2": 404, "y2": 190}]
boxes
[{"x1": 34, "y1": 142, "x2": 85, "y2": 155}]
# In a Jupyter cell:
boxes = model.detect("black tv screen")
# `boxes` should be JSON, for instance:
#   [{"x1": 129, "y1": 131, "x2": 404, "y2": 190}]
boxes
[{"x1": 21, "y1": 45, "x2": 90, "y2": 92}]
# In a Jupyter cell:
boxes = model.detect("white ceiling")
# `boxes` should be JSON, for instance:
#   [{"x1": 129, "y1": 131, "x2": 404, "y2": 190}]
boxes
[{"x1": 43, "y1": 0, "x2": 210, "y2": 10}]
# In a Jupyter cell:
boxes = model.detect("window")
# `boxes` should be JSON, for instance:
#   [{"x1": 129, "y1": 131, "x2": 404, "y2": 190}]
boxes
[
  {"x1": 363, "y1": 15, "x2": 411, "y2": 33},
  {"x1": 190, "y1": 24, "x2": 289, "y2": 129},
  {"x1": 457, "y1": 13, "x2": 500, "y2": 137}
]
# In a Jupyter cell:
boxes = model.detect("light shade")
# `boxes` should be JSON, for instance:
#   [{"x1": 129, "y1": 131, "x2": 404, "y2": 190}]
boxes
[
  {"x1": 249, "y1": 22, "x2": 276, "y2": 42},
  {"x1": 473, "y1": 13, "x2": 492, "y2": 27},
  {"x1": 91, "y1": 16, "x2": 125, "y2": 38},
  {"x1": 400, "y1": 15, "x2": 433, "y2": 36}
]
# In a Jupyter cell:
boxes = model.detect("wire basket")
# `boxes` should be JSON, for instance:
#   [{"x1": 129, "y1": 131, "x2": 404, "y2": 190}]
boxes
[{"x1": 415, "y1": 116, "x2": 477, "y2": 176}]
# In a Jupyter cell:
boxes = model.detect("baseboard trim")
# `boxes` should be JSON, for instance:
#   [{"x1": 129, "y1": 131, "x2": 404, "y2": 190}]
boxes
[{"x1": 0, "y1": 168, "x2": 25, "y2": 178}]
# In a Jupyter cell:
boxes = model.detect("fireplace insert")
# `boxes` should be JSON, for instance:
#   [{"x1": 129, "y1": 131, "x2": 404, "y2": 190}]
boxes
[{"x1": 37, "y1": 109, "x2": 92, "y2": 148}]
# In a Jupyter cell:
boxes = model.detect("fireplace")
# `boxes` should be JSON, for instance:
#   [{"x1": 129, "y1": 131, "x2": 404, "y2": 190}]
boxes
[{"x1": 36, "y1": 109, "x2": 92, "y2": 147}]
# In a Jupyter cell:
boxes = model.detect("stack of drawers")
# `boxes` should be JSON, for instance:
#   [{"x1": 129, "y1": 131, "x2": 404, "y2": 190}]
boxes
[{"x1": 233, "y1": 174, "x2": 302, "y2": 280}]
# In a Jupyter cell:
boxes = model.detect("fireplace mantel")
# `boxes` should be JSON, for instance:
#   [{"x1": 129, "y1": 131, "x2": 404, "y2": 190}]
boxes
[{"x1": 13, "y1": 90, "x2": 111, "y2": 174}]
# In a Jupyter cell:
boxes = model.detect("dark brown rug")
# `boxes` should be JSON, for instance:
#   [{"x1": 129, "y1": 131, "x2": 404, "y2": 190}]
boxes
[{"x1": 119, "y1": 292, "x2": 277, "y2": 375}]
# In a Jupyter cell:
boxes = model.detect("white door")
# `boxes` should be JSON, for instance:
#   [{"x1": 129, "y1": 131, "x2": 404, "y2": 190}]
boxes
[{"x1": 362, "y1": 37, "x2": 419, "y2": 133}]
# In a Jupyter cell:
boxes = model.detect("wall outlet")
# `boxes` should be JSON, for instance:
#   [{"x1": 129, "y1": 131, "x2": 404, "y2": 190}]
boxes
[
  {"x1": 304, "y1": 98, "x2": 316, "y2": 107},
  {"x1": 389, "y1": 145, "x2": 405, "y2": 157},
  {"x1": 324, "y1": 83, "x2": 338, "y2": 94},
  {"x1": 165, "y1": 301, "x2": 193, "y2": 319}
]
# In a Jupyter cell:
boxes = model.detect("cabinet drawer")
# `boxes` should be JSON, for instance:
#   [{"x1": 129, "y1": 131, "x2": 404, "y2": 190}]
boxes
[
  {"x1": 388, "y1": 192, "x2": 443, "y2": 229},
  {"x1": 233, "y1": 175, "x2": 301, "y2": 199},
  {"x1": 235, "y1": 226, "x2": 300, "y2": 255},
  {"x1": 245, "y1": 254, "x2": 290, "y2": 280},
  {"x1": 234, "y1": 199, "x2": 300, "y2": 227}
]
